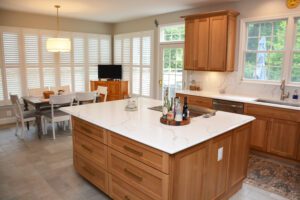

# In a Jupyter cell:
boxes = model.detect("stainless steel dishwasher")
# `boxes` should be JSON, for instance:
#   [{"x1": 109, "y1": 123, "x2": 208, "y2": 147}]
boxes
[{"x1": 212, "y1": 99, "x2": 244, "y2": 114}]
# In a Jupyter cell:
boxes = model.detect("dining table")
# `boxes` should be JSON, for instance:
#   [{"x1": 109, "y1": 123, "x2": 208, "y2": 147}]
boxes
[{"x1": 22, "y1": 96, "x2": 50, "y2": 139}]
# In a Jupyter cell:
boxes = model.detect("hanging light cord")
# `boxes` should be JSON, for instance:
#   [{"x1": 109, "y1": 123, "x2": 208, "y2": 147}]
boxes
[{"x1": 55, "y1": 5, "x2": 60, "y2": 33}]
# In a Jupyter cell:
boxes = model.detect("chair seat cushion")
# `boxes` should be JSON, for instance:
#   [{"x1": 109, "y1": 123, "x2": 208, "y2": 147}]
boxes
[
  {"x1": 42, "y1": 110, "x2": 69, "y2": 119},
  {"x1": 23, "y1": 110, "x2": 36, "y2": 119}
]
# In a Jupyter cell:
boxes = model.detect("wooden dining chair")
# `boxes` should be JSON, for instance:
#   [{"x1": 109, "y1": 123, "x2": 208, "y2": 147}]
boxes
[
  {"x1": 43, "y1": 94, "x2": 74, "y2": 139},
  {"x1": 75, "y1": 92, "x2": 96, "y2": 105},
  {"x1": 97, "y1": 86, "x2": 108, "y2": 102},
  {"x1": 10, "y1": 94, "x2": 36, "y2": 139}
]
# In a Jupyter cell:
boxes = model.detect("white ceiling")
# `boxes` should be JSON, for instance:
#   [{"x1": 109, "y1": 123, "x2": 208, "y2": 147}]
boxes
[{"x1": 0, "y1": 0, "x2": 239, "y2": 23}]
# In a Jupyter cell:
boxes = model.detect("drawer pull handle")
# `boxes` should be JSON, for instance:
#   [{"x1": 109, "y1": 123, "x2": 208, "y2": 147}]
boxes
[
  {"x1": 124, "y1": 195, "x2": 130, "y2": 200},
  {"x1": 123, "y1": 145, "x2": 143, "y2": 157},
  {"x1": 81, "y1": 144, "x2": 93, "y2": 153},
  {"x1": 124, "y1": 168, "x2": 143, "y2": 182},
  {"x1": 82, "y1": 166, "x2": 95, "y2": 177}
]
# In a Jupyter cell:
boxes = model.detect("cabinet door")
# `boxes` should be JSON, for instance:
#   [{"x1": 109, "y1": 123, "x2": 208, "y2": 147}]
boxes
[
  {"x1": 268, "y1": 120, "x2": 299, "y2": 159},
  {"x1": 207, "y1": 134, "x2": 231, "y2": 200},
  {"x1": 228, "y1": 124, "x2": 250, "y2": 188},
  {"x1": 195, "y1": 18, "x2": 209, "y2": 71},
  {"x1": 208, "y1": 15, "x2": 228, "y2": 71},
  {"x1": 250, "y1": 116, "x2": 269, "y2": 151},
  {"x1": 184, "y1": 20, "x2": 197, "y2": 70}
]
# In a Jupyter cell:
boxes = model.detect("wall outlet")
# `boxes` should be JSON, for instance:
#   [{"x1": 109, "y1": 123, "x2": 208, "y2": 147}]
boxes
[{"x1": 217, "y1": 147, "x2": 223, "y2": 161}]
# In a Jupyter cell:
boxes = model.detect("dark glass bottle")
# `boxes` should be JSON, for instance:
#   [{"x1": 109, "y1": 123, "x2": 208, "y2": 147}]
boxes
[{"x1": 182, "y1": 96, "x2": 189, "y2": 120}]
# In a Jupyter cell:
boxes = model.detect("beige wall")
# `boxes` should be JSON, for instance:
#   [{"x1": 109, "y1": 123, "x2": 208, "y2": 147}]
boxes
[
  {"x1": 0, "y1": 9, "x2": 113, "y2": 34},
  {"x1": 113, "y1": 0, "x2": 300, "y2": 99}
]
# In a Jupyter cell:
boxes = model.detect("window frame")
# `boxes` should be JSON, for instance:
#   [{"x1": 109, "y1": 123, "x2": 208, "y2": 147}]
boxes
[
  {"x1": 239, "y1": 13, "x2": 300, "y2": 86},
  {"x1": 159, "y1": 22, "x2": 185, "y2": 45}
]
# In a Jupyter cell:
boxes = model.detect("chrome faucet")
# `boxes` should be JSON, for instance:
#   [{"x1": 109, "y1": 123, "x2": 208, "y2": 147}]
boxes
[{"x1": 280, "y1": 80, "x2": 289, "y2": 101}]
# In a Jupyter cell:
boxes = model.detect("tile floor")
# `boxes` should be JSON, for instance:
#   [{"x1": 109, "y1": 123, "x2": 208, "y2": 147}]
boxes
[{"x1": 0, "y1": 125, "x2": 289, "y2": 200}]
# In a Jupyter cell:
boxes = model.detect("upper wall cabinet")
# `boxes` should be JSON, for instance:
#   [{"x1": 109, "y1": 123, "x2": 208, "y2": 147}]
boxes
[{"x1": 183, "y1": 10, "x2": 240, "y2": 72}]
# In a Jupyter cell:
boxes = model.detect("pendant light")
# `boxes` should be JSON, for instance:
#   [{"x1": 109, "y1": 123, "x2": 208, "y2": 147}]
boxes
[{"x1": 47, "y1": 5, "x2": 71, "y2": 52}]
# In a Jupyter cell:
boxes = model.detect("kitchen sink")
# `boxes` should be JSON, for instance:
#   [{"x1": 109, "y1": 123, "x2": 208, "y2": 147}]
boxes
[
  {"x1": 148, "y1": 105, "x2": 216, "y2": 118},
  {"x1": 255, "y1": 99, "x2": 300, "y2": 107}
]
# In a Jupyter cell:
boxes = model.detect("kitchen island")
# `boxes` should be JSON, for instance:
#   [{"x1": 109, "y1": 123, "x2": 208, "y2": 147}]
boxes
[{"x1": 61, "y1": 98, "x2": 255, "y2": 200}]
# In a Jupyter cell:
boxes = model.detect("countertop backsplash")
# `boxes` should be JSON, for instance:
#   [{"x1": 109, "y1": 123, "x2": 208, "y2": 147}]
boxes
[{"x1": 187, "y1": 71, "x2": 300, "y2": 101}]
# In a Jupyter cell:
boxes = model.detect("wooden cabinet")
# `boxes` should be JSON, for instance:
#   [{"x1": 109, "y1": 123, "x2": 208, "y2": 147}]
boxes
[
  {"x1": 176, "y1": 93, "x2": 213, "y2": 108},
  {"x1": 208, "y1": 15, "x2": 228, "y2": 71},
  {"x1": 250, "y1": 116, "x2": 269, "y2": 151},
  {"x1": 184, "y1": 18, "x2": 209, "y2": 70},
  {"x1": 245, "y1": 103, "x2": 300, "y2": 160},
  {"x1": 72, "y1": 116, "x2": 251, "y2": 200},
  {"x1": 268, "y1": 119, "x2": 299, "y2": 159},
  {"x1": 228, "y1": 125, "x2": 251, "y2": 189},
  {"x1": 183, "y1": 10, "x2": 239, "y2": 72},
  {"x1": 207, "y1": 133, "x2": 232, "y2": 200},
  {"x1": 90, "y1": 80, "x2": 128, "y2": 101},
  {"x1": 170, "y1": 142, "x2": 209, "y2": 200}
]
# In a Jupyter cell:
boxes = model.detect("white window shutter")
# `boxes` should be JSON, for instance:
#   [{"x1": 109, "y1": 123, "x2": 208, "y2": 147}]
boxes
[
  {"x1": 0, "y1": 70, "x2": 4, "y2": 100},
  {"x1": 73, "y1": 36, "x2": 85, "y2": 91},
  {"x1": 132, "y1": 67, "x2": 140, "y2": 95},
  {"x1": 142, "y1": 67, "x2": 150, "y2": 96},
  {"x1": 88, "y1": 37, "x2": 99, "y2": 81},
  {"x1": 60, "y1": 50, "x2": 72, "y2": 89},
  {"x1": 3, "y1": 32, "x2": 19, "y2": 65},
  {"x1": 132, "y1": 37, "x2": 140, "y2": 65},
  {"x1": 100, "y1": 35, "x2": 111, "y2": 64},
  {"x1": 114, "y1": 37, "x2": 122, "y2": 64},
  {"x1": 24, "y1": 33, "x2": 41, "y2": 89},
  {"x1": 142, "y1": 36, "x2": 151, "y2": 66},
  {"x1": 3, "y1": 32, "x2": 22, "y2": 97},
  {"x1": 6, "y1": 68, "x2": 22, "y2": 97}
]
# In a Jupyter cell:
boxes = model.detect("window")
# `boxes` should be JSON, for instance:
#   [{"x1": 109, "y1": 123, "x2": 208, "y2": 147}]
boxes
[
  {"x1": 291, "y1": 18, "x2": 300, "y2": 83},
  {"x1": 160, "y1": 24, "x2": 185, "y2": 43},
  {"x1": 114, "y1": 31, "x2": 153, "y2": 97},
  {"x1": 243, "y1": 19, "x2": 287, "y2": 81},
  {"x1": 159, "y1": 23, "x2": 185, "y2": 99},
  {"x1": 241, "y1": 15, "x2": 300, "y2": 85},
  {"x1": 0, "y1": 26, "x2": 111, "y2": 101}
]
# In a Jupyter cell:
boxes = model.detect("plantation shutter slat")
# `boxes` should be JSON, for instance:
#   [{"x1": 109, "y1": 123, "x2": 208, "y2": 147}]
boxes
[
  {"x1": 73, "y1": 36, "x2": 85, "y2": 92},
  {"x1": 100, "y1": 36, "x2": 111, "y2": 64},
  {"x1": 3, "y1": 32, "x2": 22, "y2": 97}
]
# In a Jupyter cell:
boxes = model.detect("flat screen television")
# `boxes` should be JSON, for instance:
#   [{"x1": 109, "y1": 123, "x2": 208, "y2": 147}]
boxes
[{"x1": 98, "y1": 65, "x2": 122, "y2": 80}]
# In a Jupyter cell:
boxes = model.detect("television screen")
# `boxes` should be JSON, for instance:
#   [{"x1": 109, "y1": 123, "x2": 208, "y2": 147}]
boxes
[{"x1": 98, "y1": 65, "x2": 122, "y2": 80}]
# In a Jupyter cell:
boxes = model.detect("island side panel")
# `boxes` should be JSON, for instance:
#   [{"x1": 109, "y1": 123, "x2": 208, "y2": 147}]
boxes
[{"x1": 169, "y1": 123, "x2": 252, "y2": 200}]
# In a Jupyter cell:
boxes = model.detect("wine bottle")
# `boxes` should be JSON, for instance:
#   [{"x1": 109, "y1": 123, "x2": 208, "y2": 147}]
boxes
[{"x1": 182, "y1": 96, "x2": 189, "y2": 120}]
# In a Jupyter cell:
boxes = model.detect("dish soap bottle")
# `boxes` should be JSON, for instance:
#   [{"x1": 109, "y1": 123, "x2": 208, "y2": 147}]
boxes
[{"x1": 292, "y1": 89, "x2": 299, "y2": 100}]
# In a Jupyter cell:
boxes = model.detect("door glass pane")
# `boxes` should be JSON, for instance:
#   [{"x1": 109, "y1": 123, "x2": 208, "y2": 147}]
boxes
[{"x1": 162, "y1": 47, "x2": 184, "y2": 98}]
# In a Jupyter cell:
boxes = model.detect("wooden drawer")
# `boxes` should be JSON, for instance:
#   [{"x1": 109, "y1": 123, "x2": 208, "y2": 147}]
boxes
[
  {"x1": 108, "y1": 132, "x2": 169, "y2": 174},
  {"x1": 108, "y1": 148, "x2": 169, "y2": 200},
  {"x1": 74, "y1": 131, "x2": 107, "y2": 169},
  {"x1": 73, "y1": 117, "x2": 107, "y2": 144},
  {"x1": 244, "y1": 103, "x2": 300, "y2": 122},
  {"x1": 74, "y1": 153, "x2": 109, "y2": 194},
  {"x1": 177, "y1": 94, "x2": 213, "y2": 108},
  {"x1": 109, "y1": 174, "x2": 156, "y2": 200}
]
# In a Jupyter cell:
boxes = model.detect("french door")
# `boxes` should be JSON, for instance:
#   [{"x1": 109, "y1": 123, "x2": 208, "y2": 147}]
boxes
[{"x1": 159, "y1": 44, "x2": 185, "y2": 99}]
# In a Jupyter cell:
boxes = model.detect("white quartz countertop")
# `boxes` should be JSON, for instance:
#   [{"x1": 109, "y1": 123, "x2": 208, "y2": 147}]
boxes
[
  {"x1": 61, "y1": 98, "x2": 255, "y2": 154},
  {"x1": 176, "y1": 90, "x2": 300, "y2": 111}
]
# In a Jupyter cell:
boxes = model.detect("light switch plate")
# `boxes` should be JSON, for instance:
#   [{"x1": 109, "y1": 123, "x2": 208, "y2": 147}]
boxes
[{"x1": 217, "y1": 147, "x2": 223, "y2": 161}]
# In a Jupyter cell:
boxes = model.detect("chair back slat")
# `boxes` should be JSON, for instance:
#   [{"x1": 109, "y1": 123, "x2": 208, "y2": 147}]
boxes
[
  {"x1": 49, "y1": 94, "x2": 74, "y2": 105},
  {"x1": 10, "y1": 94, "x2": 23, "y2": 119},
  {"x1": 75, "y1": 92, "x2": 96, "y2": 104},
  {"x1": 97, "y1": 86, "x2": 108, "y2": 102}
]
